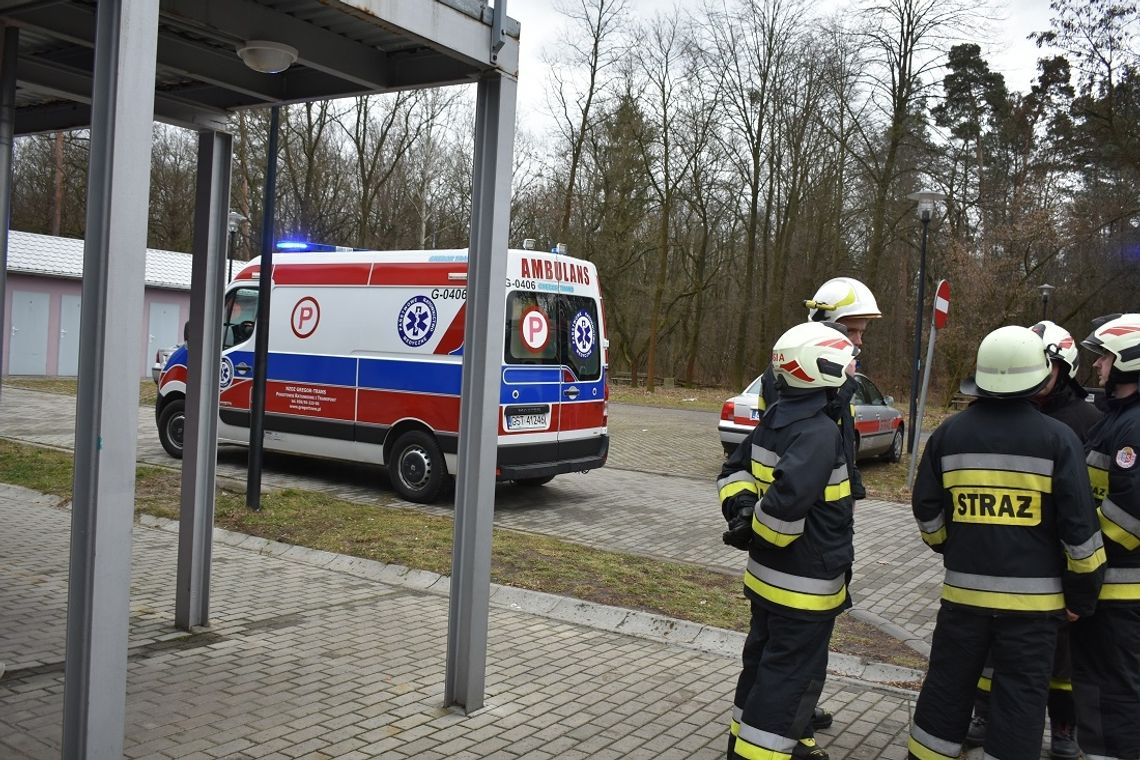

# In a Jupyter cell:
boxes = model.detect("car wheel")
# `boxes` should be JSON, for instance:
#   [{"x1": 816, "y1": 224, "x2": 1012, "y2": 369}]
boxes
[
  {"x1": 388, "y1": 430, "x2": 446, "y2": 503},
  {"x1": 516, "y1": 475, "x2": 555, "y2": 487},
  {"x1": 882, "y1": 426, "x2": 904, "y2": 463},
  {"x1": 157, "y1": 398, "x2": 185, "y2": 459}
]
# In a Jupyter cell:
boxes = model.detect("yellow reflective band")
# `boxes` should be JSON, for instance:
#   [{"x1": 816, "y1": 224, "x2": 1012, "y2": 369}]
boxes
[
  {"x1": 977, "y1": 675, "x2": 992, "y2": 692},
  {"x1": 908, "y1": 737, "x2": 958, "y2": 760},
  {"x1": 720, "y1": 480, "x2": 758, "y2": 502},
  {"x1": 751, "y1": 462, "x2": 775, "y2": 485},
  {"x1": 752, "y1": 515, "x2": 800, "y2": 548},
  {"x1": 1049, "y1": 678, "x2": 1073, "y2": 692},
  {"x1": 1100, "y1": 582, "x2": 1140, "y2": 601},
  {"x1": 731, "y1": 737, "x2": 791, "y2": 760},
  {"x1": 824, "y1": 480, "x2": 852, "y2": 501},
  {"x1": 744, "y1": 570, "x2": 847, "y2": 612},
  {"x1": 941, "y1": 585, "x2": 1065, "y2": 612},
  {"x1": 949, "y1": 487, "x2": 1041, "y2": 526},
  {"x1": 1088, "y1": 466, "x2": 1109, "y2": 504},
  {"x1": 943, "y1": 469, "x2": 1052, "y2": 493},
  {"x1": 758, "y1": 396, "x2": 768, "y2": 412},
  {"x1": 921, "y1": 526, "x2": 947, "y2": 547},
  {"x1": 1066, "y1": 547, "x2": 1106, "y2": 574},
  {"x1": 730, "y1": 719, "x2": 741, "y2": 737},
  {"x1": 1099, "y1": 509, "x2": 1140, "y2": 551}
]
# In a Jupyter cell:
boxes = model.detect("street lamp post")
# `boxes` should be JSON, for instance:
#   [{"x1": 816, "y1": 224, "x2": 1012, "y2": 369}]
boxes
[
  {"x1": 905, "y1": 190, "x2": 946, "y2": 455},
  {"x1": 227, "y1": 211, "x2": 247, "y2": 282},
  {"x1": 1038, "y1": 283, "x2": 1055, "y2": 321}
]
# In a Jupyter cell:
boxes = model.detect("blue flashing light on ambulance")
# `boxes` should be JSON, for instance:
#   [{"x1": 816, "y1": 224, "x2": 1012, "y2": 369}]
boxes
[{"x1": 154, "y1": 242, "x2": 610, "y2": 503}]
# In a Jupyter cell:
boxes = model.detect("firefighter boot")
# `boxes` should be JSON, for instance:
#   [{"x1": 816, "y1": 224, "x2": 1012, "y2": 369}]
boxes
[
  {"x1": 791, "y1": 737, "x2": 829, "y2": 759},
  {"x1": 811, "y1": 706, "x2": 833, "y2": 730},
  {"x1": 1049, "y1": 723, "x2": 1080, "y2": 760},
  {"x1": 963, "y1": 714, "x2": 986, "y2": 748}
]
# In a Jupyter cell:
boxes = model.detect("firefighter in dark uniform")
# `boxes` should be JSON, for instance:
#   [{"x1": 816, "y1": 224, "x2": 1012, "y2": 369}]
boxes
[
  {"x1": 909, "y1": 325, "x2": 1105, "y2": 760},
  {"x1": 718, "y1": 321, "x2": 858, "y2": 760},
  {"x1": 964, "y1": 320, "x2": 1102, "y2": 759},
  {"x1": 744, "y1": 278, "x2": 881, "y2": 735},
  {"x1": 1074, "y1": 313, "x2": 1140, "y2": 760}
]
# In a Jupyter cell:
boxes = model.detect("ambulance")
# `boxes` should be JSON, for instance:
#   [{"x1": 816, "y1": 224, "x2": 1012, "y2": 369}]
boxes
[{"x1": 154, "y1": 244, "x2": 609, "y2": 503}]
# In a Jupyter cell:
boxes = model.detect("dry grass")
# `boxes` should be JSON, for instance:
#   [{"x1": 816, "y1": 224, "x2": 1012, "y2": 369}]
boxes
[{"x1": 4, "y1": 376, "x2": 158, "y2": 407}]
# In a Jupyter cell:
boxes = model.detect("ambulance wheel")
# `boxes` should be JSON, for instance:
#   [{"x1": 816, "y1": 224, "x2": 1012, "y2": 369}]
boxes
[
  {"x1": 882, "y1": 426, "x2": 904, "y2": 463},
  {"x1": 516, "y1": 475, "x2": 555, "y2": 487},
  {"x1": 389, "y1": 430, "x2": 446, "y2": 503},
  {"x1": 158, "y1": 399, "x2": 185, "y2": 460}
]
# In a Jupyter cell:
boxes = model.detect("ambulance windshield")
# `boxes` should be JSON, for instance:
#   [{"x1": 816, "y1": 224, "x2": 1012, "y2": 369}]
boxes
[{"x1": 223, "y1": 287, "x2": 259, "y2": 349}]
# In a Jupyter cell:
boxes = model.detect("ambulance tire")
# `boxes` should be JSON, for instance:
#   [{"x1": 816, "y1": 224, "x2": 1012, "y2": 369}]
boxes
[
  {"x1": 388, "y1": 430, "x2": 446, "y2": 504},
  {"x1": 881, "y1": 426, "x2": 904, "y2": 463},
  {"x1": 516, "y1": 475, "x2": 555, "y2": 487},
  {"x1": 158, "y1": 398, "x2": 185, "y2": 460}
]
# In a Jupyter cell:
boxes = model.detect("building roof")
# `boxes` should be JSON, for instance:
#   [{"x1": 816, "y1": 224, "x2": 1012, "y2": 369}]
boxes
[{"x1": 5, "y1": 230, "x2": 195, "y2": 291}]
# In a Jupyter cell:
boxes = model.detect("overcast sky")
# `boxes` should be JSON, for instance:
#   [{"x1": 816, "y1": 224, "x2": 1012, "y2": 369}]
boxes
[{"x1": 507, "y1": 0, "x2": 1058, "y2": 134}]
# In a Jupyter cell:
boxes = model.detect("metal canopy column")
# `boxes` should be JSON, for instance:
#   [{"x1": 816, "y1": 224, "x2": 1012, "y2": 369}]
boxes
[
  {"x1": 62, "y1": 1, "x2": 159, "y2": 757},
  {"x1": 176, "y1": 130, "x2": 232, "y2": 630},
  {"x1": 0, "y1": 26, "x2": 16, "y2": 393},
  {"x1": 444, "y1": 70, "x2": 517, "y2": 713}
]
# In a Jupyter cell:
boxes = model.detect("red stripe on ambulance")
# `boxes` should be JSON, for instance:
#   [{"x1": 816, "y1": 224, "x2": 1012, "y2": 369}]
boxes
[
  {"x1": 370, "y1": 263, "x2": 464, "y2": 287},
  {"x1": 358, "y1": 389, "x2": 461, "y2": 431},
  {"x1": 272, "y1": 263, "x2": 372, "y2": 286}
]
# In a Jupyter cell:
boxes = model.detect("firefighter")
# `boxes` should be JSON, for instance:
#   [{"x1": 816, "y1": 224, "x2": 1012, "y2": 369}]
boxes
[
  {"x1": 908, "y1": 325, "x2": 1105, "y2": 760},
  {"x1": 738, "y1": 277, "x2": 880, "y2": 733},
  {"x1": 963, "y1": 320, "x2": 1102, "y2": 759},
  {"x1": 718, "y1": 321, "x2": 858, "y2": 760},
  {"x1": 1073, "y1": 313, "x2": 1140, "y2": 760}
]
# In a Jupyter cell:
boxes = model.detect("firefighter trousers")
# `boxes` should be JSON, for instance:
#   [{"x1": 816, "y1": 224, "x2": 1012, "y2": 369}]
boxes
[
  {"x1": 1072, "y1": 605, "x2": 1140, "y2": 760},
  {"x1": 973, "y1": 623, "x2": 1075, "y2": 727},
  {"x1": 728, "y1": 600, "x2": 833, "y2": 760},
  {"x1": 909, "y1": 604, "x2": 1060, "y2": 760}
]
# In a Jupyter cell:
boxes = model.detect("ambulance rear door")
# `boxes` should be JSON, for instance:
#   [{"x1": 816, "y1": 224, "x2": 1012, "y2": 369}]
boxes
[
  {"x1": 556, "y1": 290, "x2": 605, "y2": 459},
  {"x1": 503, "y1": 288, "x2": 563, "y2": 460}
]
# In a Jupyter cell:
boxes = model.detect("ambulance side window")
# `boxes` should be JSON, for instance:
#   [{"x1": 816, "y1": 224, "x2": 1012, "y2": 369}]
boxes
[
  {"x1": 505, "y1": 292, "x2": 559, "y2": 365},
  {"x1": 223, "y1": 287, "x2": 259, "y2": 349},
  {"x1": 562, "y1": 296, "x2": 601, "y2": 381}
]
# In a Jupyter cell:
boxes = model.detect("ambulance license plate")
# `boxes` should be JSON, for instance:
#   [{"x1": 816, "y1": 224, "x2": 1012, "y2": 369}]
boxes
[{"x1": 507, "y1": 413, "x2": 547, "y2": 431}]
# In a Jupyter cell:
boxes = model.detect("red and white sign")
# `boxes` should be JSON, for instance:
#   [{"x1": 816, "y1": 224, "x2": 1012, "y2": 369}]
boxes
[
  {"x1": 520, "y1": 306, "x2": 550, "y2": 352},
  {"x1": 933, "y1": 280, "x2": 950, "y2": 330},
  {"x1": 291, "y1": 296, "x2": 321, "y2": 339}
]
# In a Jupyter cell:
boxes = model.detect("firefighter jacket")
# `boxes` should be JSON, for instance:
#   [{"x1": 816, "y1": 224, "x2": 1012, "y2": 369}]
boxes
[
  {"x1": 758, "y1": 365, "x2": 866, "y2": 500},
  {"x1": 717, "y1": 387, "x2": 854, "y2": 620},
  {"x1": 1085, "y1": 391, "x2": 1140, "y2": 605},
  {"x1": 1038, "y1": 377, "x2": 1102, "y2": 443},
  {"x1": 913, "y1": 398, "x2": 1105, "y2": 618}
]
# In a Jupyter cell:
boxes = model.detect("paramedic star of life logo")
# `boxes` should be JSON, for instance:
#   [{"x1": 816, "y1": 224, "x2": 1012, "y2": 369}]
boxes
[
  {"x1": 219, "y1": 356, "x2": 234, "y2": 389},
  {"x1": 571, "y1": 310, "x2": 595, "y2": 359},
  {"x1": 398, "y1": 296, "x2": 438, "y2": 348}
]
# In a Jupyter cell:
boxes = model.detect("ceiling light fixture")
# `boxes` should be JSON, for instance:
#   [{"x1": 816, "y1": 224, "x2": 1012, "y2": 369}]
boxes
[{"x1": 236, "y1": 40, "x2": 298, "y2": 74}]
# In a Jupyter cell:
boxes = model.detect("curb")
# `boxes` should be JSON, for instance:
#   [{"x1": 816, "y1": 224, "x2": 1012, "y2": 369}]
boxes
[{"x1": 136, "y1": 512, "x2": 925, "y2": 691}]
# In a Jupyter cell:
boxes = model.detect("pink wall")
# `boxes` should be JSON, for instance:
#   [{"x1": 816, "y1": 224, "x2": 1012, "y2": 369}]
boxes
[{"x1": 3, "y1": 273, "x2": 191, "y2": 377}]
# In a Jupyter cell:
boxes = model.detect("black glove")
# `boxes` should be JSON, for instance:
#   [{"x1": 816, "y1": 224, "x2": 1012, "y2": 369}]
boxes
[{"x1": 722, "y1": 505, "x2": 754, "y2": 551}]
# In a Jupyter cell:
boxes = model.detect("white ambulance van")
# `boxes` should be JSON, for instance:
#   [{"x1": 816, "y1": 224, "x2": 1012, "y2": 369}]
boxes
[{"x1": 154, "y1": 246, "x2": 609, "y2": 503}]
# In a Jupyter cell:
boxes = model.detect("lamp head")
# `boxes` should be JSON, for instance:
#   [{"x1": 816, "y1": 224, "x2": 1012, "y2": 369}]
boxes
[
  {"x1": 906, "y1": 190, "x2": 947, "y2": 220},
  {"x1": 236, "y1": 41, "x2": 298, "y2": 74},
  {"x1": 1038, "y1": 283, "x2": 1056, "y2": 300}
]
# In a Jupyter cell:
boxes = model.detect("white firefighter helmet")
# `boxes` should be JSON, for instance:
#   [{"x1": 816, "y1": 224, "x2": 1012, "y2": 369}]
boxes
[
  {"x1": 805, "y1": 277, "x2": 882, "y2": 322},
  {"x1": 961, "y1": 325, "x2": 1051, "y2": 398},
  {"x1": 771, "y1": 322, "x2": 857, "y2": 390},
  {"x1": 1081, "y1": 313, "x2": 1140, "y2": 373},
  {"x1": 1030, "y1": 320, "x2": 1080, "y2": 379}
]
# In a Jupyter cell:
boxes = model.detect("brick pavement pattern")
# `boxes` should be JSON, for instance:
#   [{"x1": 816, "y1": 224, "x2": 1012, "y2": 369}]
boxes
[
  {"x1": 0, "y1": 484, "x2": 929, "y2": 759},
  {"x1": 0, "y1": 387, "x2": 944, "y2": 647}
]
